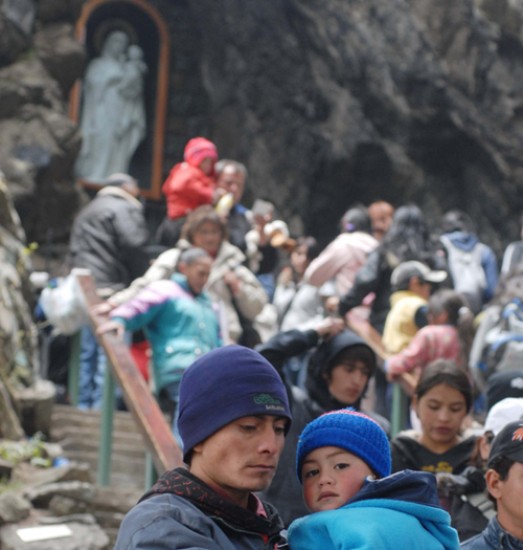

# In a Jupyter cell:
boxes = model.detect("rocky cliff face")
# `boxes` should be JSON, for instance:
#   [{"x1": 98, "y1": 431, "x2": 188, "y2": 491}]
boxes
[
  {"x1": 0, "y1": 0, "x2": 83, "y2": 436},
  {"x1": 187, "y1": 0, "x2": 523, "y2": 252},
  {"x1": 0, "y1": 0, "x2": 84, "y2": 247},
  {"x1": 1, "y1": 0, "x2": 523, "y2": 255}
]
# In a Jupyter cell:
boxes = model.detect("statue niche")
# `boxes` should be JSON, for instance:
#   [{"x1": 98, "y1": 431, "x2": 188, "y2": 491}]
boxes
[
  {"x1": 75, "y1": 30, "x2": 147, "y2": 182},
  {"x1": 71, "y1": 0, "x2": 169, "y2": 199}
]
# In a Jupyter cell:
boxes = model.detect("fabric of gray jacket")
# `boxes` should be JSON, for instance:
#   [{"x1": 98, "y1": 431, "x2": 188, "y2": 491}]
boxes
[
  {"x1": 69, "y1": 186, "x2": 149, "y2": 291},
  {"x1": 114, "y1": 492, "x2": 283, "y2": 550}
]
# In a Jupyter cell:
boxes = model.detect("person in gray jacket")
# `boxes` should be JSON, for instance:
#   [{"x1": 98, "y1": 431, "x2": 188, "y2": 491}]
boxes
[
  {"x1": 69, "y1": 173, "x2": 149, "y2": 409},
  {"x1": 114, "y1": 345, "x2": 293, "y2": 549}
]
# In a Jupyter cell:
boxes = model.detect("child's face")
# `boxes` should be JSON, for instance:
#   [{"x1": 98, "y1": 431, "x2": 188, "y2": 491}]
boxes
[
  {"x1": 414, "y1": 383, "x2": 467, "y2": 452},
  {"x1": 324, "y1": 357, "x2": 370, "y2": 406},
  {"x1": 181, "y1": 257, "x2": 212, "y2": 295},
  {"x1": 302, "y1": 446, "x2": 373, "y2": 512},
  {"x1": 199, "y1": 157, "x2": 215, "y2": 176}
]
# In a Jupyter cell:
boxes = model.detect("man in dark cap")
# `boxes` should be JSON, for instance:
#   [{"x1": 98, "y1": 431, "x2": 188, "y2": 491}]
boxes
[
  {"x1": 114, "y1": 345, "x2": 292, "y2": 549},
  {"x1": 461, "y1": 420, "x2": 523, "y2": 549}
]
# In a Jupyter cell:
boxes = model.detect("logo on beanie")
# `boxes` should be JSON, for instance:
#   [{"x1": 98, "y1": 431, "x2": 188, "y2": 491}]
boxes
[{"x1": 253, "y1": 393, "x2": 285, "y2": 411}]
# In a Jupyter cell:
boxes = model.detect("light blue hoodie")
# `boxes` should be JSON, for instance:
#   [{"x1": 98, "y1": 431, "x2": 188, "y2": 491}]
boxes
[{"x1": 288, "y1": 470, "x2": 459, "y2": 549}]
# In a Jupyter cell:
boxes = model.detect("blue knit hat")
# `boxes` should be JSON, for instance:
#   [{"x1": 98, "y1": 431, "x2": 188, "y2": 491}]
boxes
[
  {"x1": 178, "y1": 345, "x2": 292, "y2": 462},
  {"x1": 296, "y1": 408, "x2": 391, "y2": 482}
]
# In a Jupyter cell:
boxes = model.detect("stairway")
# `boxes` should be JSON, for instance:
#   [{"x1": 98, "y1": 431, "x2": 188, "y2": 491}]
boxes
[{"x1": 50, "y1": 404, "x2": 149, "y2": 489}]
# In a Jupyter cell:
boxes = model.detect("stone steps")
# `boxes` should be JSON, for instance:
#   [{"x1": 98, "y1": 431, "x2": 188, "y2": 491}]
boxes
[{"x1": 50, "y1": 404, "x2": 149, "y2": 490}]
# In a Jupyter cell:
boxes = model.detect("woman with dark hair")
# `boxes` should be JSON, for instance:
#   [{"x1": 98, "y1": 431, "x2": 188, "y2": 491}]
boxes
[
  {"x1": 390, "y1": 360, "x2": 485, "y2": 541},
  {"x1": 391, "y1": 359, "x2": 476, "y2": 476}
]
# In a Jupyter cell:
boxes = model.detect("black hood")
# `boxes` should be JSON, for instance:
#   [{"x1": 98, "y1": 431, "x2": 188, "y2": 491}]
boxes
[
  {"x1": 306, "y1": 329, "x2": 376, "y2": 410},
  {"x1": 312, "y1": 329, "x2": 376, "y2": 372}
]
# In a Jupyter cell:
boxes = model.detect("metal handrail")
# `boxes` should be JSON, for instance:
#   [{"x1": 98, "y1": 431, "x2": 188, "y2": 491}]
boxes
[{"x1": 74, "y1": 272, "x2": 182, "y2": 482}]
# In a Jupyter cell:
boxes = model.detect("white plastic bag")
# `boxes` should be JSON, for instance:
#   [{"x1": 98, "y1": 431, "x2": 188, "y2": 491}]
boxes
[{"x1": 39, "y1": 268, "x2": 90, "y2": 335}]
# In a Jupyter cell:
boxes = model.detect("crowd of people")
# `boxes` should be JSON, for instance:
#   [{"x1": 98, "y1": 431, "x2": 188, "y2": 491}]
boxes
[{"x1": 58, "y1": 136, "x2": 523, "y2": 549}]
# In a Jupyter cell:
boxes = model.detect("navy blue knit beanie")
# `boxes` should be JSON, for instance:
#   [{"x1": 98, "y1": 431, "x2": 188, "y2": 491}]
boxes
[
  {"x1": 178, "y1": 345, "x2": 292, "y2": 462},
  {"x1": 296, "y1": 408, "x2": 391, "y2": 482}
]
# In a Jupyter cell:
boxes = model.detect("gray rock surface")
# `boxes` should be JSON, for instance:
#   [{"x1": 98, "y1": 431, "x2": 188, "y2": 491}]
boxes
[
  {"x1": 186, "y1": 0, "x2": 523, "y2": 250},
  {"x1": 0, "y1": 517, "x2": 110, "y2": 550},
  {"x1": 0, "y1": 0, "x2": 522, "y2": 253},
  {"x1": 0, "y1": 493, "x2": 31, "y2": 526}
]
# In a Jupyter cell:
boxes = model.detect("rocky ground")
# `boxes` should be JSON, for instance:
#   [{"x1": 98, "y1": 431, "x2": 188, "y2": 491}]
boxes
[{"x1": 0, "y1": 405, "x2": 146, "y2": 550}]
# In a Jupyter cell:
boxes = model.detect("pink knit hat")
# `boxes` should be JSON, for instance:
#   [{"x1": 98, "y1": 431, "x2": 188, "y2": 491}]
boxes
[{"x1": 183, "y1": 137, "x2": 218, "y2": 167}]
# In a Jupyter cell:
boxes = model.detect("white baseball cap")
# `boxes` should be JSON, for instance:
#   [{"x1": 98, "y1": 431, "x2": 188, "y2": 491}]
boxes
[{"x1": 484, "y1": 397, "x2": 523, "y2": 436}]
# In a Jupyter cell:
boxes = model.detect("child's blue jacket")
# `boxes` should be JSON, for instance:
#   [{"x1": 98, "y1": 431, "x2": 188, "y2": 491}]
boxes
[{"x1": 288, "y1": 469, "x2": 459, "y2": 549}]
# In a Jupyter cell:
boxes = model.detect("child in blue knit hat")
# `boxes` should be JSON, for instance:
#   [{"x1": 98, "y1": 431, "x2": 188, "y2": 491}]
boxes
[{"x1": 288, "y1": 409, "x2": 460, "y2": 550}]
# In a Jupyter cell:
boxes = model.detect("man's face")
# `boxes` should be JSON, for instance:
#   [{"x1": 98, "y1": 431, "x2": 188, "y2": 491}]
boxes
[
  {"x1": 189, "y1": 415, "x2": 287, "y2": 507},
  {"x1": 487, "y1": 461, "x2": 523, "y2": 538},
  {"x1": 324, "y1": 358, "x2": 370, "y2": 406},
  {"x1": 301, "y1": 446, "x2": 373, "y2": 512},
  {"x1": 216, "y1": 167, "x2": 245, "y2": 204}
]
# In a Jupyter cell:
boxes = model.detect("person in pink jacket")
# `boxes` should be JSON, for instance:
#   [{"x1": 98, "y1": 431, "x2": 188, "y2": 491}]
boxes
[
  {"x1": 304, "y1": 205, "x2": 378, "y2": 307},
  {"x1": 385, "y1": 289, "x2": 475, "y2": 385}
]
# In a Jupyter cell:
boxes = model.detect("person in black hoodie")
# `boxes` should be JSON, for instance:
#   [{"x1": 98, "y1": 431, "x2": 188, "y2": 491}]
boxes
[{"x1": 256, "y1": 318, "x2": 389, "y2": 526}]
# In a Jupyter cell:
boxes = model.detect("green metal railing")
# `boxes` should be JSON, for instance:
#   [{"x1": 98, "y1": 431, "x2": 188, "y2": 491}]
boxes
[
  {"x1": 70, "y1": 272, "x2": 413, "y2": 483},
  {"x1": 390, "y1": 383, "x2": 409, "y2": 437},
  {"x1": 70, "y1": 273, "x2": 182, "y2": 488}
]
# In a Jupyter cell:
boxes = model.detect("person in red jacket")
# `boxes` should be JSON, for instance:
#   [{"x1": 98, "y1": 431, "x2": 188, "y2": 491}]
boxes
[{"x1": 156, "y1": 137, "x2": 220, "y2": 247}]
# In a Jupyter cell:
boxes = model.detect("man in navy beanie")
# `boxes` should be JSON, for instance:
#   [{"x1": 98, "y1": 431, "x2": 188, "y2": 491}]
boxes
[{"x1": 114, "y1": 345, "x2": 292, "y2": 549}]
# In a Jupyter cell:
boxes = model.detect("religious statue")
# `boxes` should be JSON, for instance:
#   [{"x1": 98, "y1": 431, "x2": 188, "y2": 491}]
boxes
[{"x1": 75, "y1": 30, "x2": 147, "y2": 183}]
